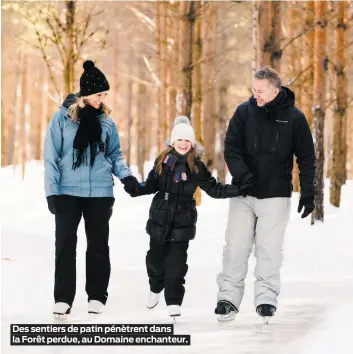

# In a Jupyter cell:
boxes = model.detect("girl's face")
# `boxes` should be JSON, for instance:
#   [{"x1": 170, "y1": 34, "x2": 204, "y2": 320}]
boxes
[
  {"x1": 86, "y1": 91, "x2": 109, "y2": 109},
  {"x1": 173, "y1": 139, "x2": 192, "y2": 155}
]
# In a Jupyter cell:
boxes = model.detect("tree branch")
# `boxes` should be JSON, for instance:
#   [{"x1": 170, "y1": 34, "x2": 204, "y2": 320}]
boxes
[
  {"x1": 127, "y1": 6, "x2": 156, "y2": 31},
  {"x1": 287, "y1": 64, "x2": 313, "y2": 87},
  {"x1": 33, "y1": 26, "x2": 61, "y2": 97}
]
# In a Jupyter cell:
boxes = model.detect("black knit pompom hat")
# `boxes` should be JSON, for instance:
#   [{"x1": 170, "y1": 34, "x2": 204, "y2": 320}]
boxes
[{"x1": 79, "y1": 60, "x2": 110, "y2": 97}]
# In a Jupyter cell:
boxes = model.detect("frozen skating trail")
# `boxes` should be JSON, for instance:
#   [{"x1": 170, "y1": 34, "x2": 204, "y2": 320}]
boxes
[{"x1": 1, "y1": 164, "x2": 353, "y2": 353}]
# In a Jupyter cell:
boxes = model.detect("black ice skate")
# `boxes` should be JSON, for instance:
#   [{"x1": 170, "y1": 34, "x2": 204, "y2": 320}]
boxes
[
  {"x1": 215, "y1": 300, "x2": 238, "y2": 322},
  {"x1": 256, "y1": 304, "x2": 276, "y2": 324}
]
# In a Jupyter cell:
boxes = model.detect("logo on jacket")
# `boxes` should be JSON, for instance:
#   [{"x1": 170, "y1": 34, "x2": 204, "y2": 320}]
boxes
[{"x1": 276, "y1": 120, "x2": 288, "y2": 123}]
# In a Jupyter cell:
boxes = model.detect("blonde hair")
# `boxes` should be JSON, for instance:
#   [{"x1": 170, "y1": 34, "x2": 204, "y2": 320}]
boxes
[
  {"x1": 68, "y1": 94, "x2": 112, "y2": 121},
  {"x1": 155, "y1": 147, "x2": 200, "y2": 175}
]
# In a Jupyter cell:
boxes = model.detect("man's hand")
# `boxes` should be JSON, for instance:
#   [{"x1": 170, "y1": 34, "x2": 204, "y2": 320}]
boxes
[{"x1": 298, "y1": 196, "x2": 315, "y2": 218}]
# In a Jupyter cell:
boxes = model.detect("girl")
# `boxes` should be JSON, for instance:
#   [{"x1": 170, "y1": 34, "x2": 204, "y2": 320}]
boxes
[
  {"x1": 44, "y1": 60, "x2": 139, "y2": 318},
  {"x1": 124, "y1": 116, "x2": 240, "y2": 319}
]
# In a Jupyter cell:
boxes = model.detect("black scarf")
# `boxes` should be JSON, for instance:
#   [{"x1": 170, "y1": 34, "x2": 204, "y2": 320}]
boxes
[{"x1": 72, "y1": 105, "x2": 105, "y2": 170}]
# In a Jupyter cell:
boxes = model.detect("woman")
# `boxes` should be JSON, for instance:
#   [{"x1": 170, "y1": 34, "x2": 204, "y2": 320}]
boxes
[{"x1": 44, "y1": 60, "x2": 139, "y2": 318}]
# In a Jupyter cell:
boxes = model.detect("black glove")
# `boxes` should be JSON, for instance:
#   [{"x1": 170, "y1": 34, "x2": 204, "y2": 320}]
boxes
[
  {"x1": 239, "y1": 178, "x2": 256, "y2": 197},
  {"x1": 46, "y1": 195, "x2": 58, "y2": 214},
  {"x1": 121, "y1": 176, "x2": 140, "y2": 195},
  {"x1": 298, "y1": 196, "x2": 315, "y2": 218}
]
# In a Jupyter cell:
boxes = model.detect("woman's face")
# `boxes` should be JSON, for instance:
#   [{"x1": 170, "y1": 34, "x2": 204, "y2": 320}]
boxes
[
  {"x1": 86, "y1": 91, "x2": 108, "y2": 109},
  {"x1": 173, "y1": 139, "x2": 192, "y2": 155}
]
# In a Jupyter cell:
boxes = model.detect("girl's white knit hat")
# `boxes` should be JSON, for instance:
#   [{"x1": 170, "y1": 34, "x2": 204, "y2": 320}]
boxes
[{"x1": 170, "y1": 116, "x2": 196, "y2": 147}]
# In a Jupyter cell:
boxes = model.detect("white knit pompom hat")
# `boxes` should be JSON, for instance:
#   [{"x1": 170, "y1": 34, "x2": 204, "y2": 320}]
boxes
[{"x1": 170, "y1": 116, "x2": 196, "y2": 147}]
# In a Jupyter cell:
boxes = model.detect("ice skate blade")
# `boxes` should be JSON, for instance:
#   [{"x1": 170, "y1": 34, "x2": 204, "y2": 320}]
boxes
[
  {"x1": 53, "y1": 306, "x2": 71, "y2": 320},
  {"x1": 261, "y1": 316, "x2": 271, "y2": 324},
  {"x1": 216, "y1": 312, "x2": 236, "y2": 322},
  {"x1": 170, "y1": 315, "x2": 180, "y2": 324},
  {"x1": 147, "y1": 300, "x2": 159, "y2": 309}
]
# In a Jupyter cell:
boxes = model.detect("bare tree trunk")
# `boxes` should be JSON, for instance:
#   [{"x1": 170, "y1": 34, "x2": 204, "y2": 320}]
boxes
[
  {"x1": 202, "y1": 2, "x2": 217, "y2": 169},
  {"x1": 302, "y1": 1, "x2": 315, "y2": 128},
  {"x1": 37, "y1": 68, "x2": 49, "y2": 160},
  {"x1": 348, "y1": 106, "x2": 353, "y2": 179},
  {"x1": 137, "y1": 59, "x2": 147, "y2": 181},
  {"x1": 176, "y1": 1, "x2": 193, "y2": 117},
  {"x1": 192, "y1": 1, "x2": 202, "y2": 144},
  {"x1": 252, "y1": 1, "x2": 258, "y2": 80},
  {"x1": 158, "y1": 2, "x2": 167, "y2": 150},
  {"x1": 126, "y1": 38, "x2": 134, "y2": 166},
  {"x1": 312, "y1": 1, "x2": 327, "y2": 223},
  {"x1": 257, "y1": 0, "x2": 281, "y2": 72},
  {"x1": 9, "y1": 60, "x2": 22, "y2": 166},
  {"x1": 270, "y1": 1, "x2": 281, "y2": 72},
  {"x1": 330, "y1": 1, "x2": 348, "y2": 207},
  {"x1": 217, "y1": 17, "x2": 228, "y2": 184},
  {"x1": 347, "y1": 2, "x2": 353, "y2": 180},
  {"x1": 287, "y1": 3, "x2": 300, "y2": 192},
  {"x1": 145, "y1": 90, "x2": 154, "y2": 163},
  {"x1": 1, "y1": 99, "x2": 6, "y2": 166},
  {"x1": 112, "y1": 40, "x2": 119, "y2": 124},
  {"x1": 325, "y1": 0, "x2": 336, "y2": 180},
  {"x1": 257, "y1": 1, "x2": 271, "y2": 68},
  {"x1": 166, "y1": 3, "x2": 178, "y2": 136},
  {"x1": 64, "y1": 0, "x2": 76, "y2": 97},
  {"x1": 20, "y1": 54, "x2": 29, "y2": 178},
  {"x1": 191, "y1": 1, "x2": 202, "y2": 206}
]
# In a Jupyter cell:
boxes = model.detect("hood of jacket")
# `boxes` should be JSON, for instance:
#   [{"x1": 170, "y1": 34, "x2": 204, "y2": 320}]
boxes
[{"x1": 249, "y1": 86, "x2": 295, "y2": 115}]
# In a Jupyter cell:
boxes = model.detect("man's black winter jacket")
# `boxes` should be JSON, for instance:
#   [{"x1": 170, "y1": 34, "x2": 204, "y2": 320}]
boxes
[{"x1": 225, "y1": 87, "x2": 316, "y2": 199}]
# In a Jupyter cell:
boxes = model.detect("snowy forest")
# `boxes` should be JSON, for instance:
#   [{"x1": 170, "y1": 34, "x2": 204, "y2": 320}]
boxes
[{"x1": 1, "y1": 0, "x2": 353, "y2": 222}]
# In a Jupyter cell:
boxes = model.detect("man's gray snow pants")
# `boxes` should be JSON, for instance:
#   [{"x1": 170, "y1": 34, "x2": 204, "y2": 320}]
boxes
[{"x1": 217, "y1": 196, "x2": 291, "y2": 309}]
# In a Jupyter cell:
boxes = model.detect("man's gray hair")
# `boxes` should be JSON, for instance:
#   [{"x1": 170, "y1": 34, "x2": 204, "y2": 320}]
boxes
[{"x1": 254, "y1": 66, "x2": 281, "y2": 89}]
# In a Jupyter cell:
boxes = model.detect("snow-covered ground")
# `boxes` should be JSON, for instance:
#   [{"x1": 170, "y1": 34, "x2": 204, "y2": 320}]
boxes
[{"x1": 1, "y1": 161, "x2": 353, "y2": 354}]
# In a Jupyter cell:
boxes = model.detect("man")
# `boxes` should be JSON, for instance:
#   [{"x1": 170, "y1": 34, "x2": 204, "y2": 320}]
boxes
[{"x1": 215, "y1": 66, "x2": 316, "y2": 322}]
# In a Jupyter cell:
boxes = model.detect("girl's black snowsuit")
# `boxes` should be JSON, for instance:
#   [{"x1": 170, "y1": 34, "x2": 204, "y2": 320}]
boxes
[{"x1": 133, "y1": 149, "x2": 240, "y2": 306}]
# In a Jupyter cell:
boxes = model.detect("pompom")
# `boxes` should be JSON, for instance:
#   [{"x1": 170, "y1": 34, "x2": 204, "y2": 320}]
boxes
[
  {"x1": 83, "y1": 60, "x2": 95, "y2": 71},
  {"x1": 174, "y1": 116, "x2": 190, "y2": 126}
]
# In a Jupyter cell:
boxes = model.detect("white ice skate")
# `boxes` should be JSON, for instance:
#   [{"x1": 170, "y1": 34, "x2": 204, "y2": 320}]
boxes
[
  {"x1": 147, "y1": 291, "x2": 160, "y2": 309},
  {"x1": 53, "y1": 302, "x2": 71, "y2": 320},
  {"x1": 168, "y1": 305, "x2": 181, "y2": 323},
  {"x1": 88, "y1": 300, "x2": 104, "y2": 314}
]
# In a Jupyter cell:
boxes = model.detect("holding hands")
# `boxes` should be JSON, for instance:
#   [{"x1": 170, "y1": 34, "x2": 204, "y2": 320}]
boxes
[{"x1": 121, "y1": 175, "x2": 141, "y2": 197}]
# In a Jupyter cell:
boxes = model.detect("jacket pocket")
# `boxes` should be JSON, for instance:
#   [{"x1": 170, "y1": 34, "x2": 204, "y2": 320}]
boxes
[
  {"x1": 272, "y1": 123, "x2": 291, "y2": 157},
  {"x1": 146, "y1": 219, "x2": 165, "y2": 243},
  {"x1": 58, "y1": 157, "x2": 80, "y2": 184},
  {"x1": 99, "y1": 155, "x2": 113, "y2": 168}
]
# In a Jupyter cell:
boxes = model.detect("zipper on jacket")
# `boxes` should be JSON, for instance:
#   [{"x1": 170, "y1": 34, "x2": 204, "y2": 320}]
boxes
[
  {"x1": 272, "y1": 132, "x2": 279, "y2": 154},
  {"x1": 254, "y1": 124, "x2": 259, "y2": 154}
]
